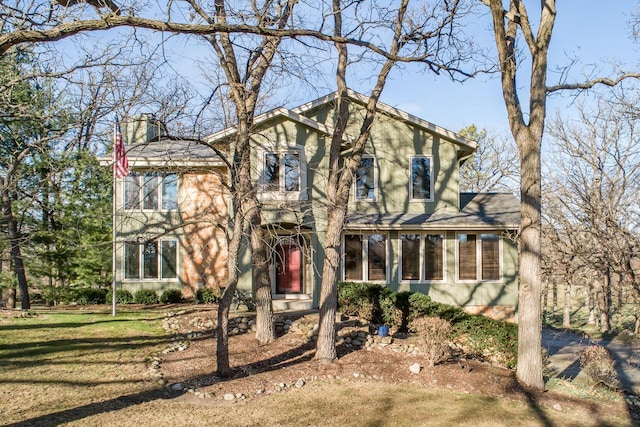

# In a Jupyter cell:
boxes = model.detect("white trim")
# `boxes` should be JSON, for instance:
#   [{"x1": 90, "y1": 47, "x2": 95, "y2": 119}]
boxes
[
  {"x1": 258, "y1": 147, "x2": 308, "y2": 201},
  {"x1": 398, "y1": 232, "x2": 446, "y2": 284},
  {"x1": 341, "y1": 232, "x2": 389, "y2": 283},
  {"x1": 353, "y1": 155, "x2": 377, "y2": 202},
  {"x1": 123, "y1": 172, "x2": 180, "y2": 212},
  {"x1": 409, "y1": 155, "x2": 434, "y2": 202},
  {"x1": 122, "y1": 238, "x2": 180, "y2": 282},
  {"x1": 455, "y1": 232, "x2": 503, "y2": 283}
]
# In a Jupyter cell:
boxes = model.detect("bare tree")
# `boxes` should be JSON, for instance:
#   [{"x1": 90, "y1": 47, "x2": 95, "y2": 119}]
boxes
[
  {"x1": 483, "y1": 0, "x2": 640, "y2": 390},
  {"x1": 544, "y1": 95, "x2": 640, "y2": 333},
  {"x1": 458, "y1": 124, "x2": 519, "y2": 194},
  {"x1": 315, "y1": 0, "x2": 474, "y2": 363}
]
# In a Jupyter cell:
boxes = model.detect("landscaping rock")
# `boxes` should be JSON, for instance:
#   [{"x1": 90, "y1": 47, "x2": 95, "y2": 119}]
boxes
[{"x1": 409, "y1": 363, "x2": 421, "y2": 374}]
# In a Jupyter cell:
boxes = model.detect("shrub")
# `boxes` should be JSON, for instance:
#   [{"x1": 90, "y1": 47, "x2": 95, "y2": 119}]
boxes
[
  {"x1": 196, "y1": 288, "x2": 220, "y2": 304},
  {"x1": 74, "y1": 287, "x2": 108, "y2": 305},
  {"x1": 580, "y1": 345, "x2": 621, "y2": 389},
  {"x1": 452, "y1": 315, "x2": 518, "y2": 369},
  {"x1": 337, "y1": 282, "x2": 384, "y2": 322},
  {"x1": 106, "y1": 289, "x2": 134, "y2": 304},
  {"x1": 160, "y1": 288, "x2": 183, "y2": 304},
  {"x1": 410, "y1": 316, "x2": 453, "y2": 367},
  {"x1": 134, "y1": 289, "x2": 159, "y2": 305},
  {"x1": 379, "y1": 290, "x2": 411, "y2": 331},
  {"x1": 41, "y1": 286, "x2": 73, "y2": 305}
]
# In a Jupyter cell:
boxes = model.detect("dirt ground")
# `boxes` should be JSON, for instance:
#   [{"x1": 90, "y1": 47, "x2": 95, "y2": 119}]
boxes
[{"x1": 157, "y1": 307, "x2": 639, "y2": 421}]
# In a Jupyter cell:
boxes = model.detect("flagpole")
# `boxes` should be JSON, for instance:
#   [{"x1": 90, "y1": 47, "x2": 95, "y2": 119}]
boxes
[{"x1": 112, "y1": 119, "x2": 118, "y2": 317}]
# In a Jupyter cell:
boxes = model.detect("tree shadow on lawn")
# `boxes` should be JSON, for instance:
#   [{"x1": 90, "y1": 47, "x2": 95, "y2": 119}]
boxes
[
  {"x1": 5, "y1": 334, "x2": 358, "y2": 426},
  {"x1": 5, "y1": 387, "x2": 179, "y2": 427},
  {"x1": 0, "y1": 335, "x2": 172, "y2": 365}
]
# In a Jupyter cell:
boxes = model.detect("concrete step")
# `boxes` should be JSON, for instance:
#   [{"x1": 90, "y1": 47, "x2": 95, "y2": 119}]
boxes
[{"x1": 272, "y1": 298, "x2": 313, "y2": 312}]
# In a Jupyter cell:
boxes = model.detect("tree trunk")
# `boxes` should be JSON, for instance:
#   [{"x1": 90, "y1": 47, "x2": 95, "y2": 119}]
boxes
[
  {"x1": 315, "y1": 209, "x2": 347, "y2": 363},
  {"x1": 5, "y1": 287, "x2": 16, "y2": 309},
  {"x1": 515, "y1": 130, "x2": 544, "y2": 391},
  {"x1": 595, "y1": 271, "x2": 612, "y2": 333},
  {"x1": 252, "y1": 224, "x2": 275, "y2": 345},
  {"x1": 552, "y1": 279, "x2": 558, "y2": 323},
  {"x1": 562, "y1": 281, "x2": 571, "y2": 329},
  {"x1": 586, "y1": 286, "x2": 596, "y2": 325},
  {"x1": 2, "y1": 187, "x2": 29, "y2": 310}
]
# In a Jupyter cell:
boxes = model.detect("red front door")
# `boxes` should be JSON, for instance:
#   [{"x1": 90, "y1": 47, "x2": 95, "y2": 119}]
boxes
[{"x1": 276, "y1": 244, "x2": 302, "y2": 294}]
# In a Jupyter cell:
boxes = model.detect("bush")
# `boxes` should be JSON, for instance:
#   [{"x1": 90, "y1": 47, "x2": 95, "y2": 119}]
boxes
[
  {"x1": 452, "y1": 315, "x2": 518, "y2": 369},
  {"x1": 106, "y1": 289, "x2": 134, "y2": 304},
  {"x1": 379, "y1": 290, "x2": 411, "y2": 331},
  {"x1": 41, "y1": 286, "x2": 74, "y2": 305},
  {"x1": 74, "y1": 287, "x2": 108, "y2": 305},
  {"x1": 196, "y1": 288, "x2": 220, "y2": 304},
  {"x1": 337, "y1": 282, "x2": 385, "y2": 322},
  {"x1": 160, "y1": 288, "x2": 183, "y2": 304},
  {"x1": 410, "y1": 316, "x2": 453, "y2": 367},
  {"x1": 580, "y1": 345, "x2": 621, "y2": 389},
  {"x1": 134, "y1": 289, "x2": 159, "y2": 305}
]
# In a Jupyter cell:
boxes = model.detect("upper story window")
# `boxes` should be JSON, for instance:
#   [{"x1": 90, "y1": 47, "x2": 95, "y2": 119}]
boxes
[
  {"x1": 343, "y1": 233, "x2": 387, "y2": 282},
  {"x1": 355, "y1": 156, "x2": 376, "y2": 201},
  {"x1": 457, "y1": 233, "x2": 501, "y2": 282},
  {"x1": 124, "y1": 239, "x2": 178, "y2": 280},
  {"x1": 265, "y1": 152, "x2": 300, "y2": 192},
  {"x1": 124, "y1": 172, "x2": 178, "y2": 211},
  {"x1": 410, "y1": 156, "x2": 433, "y2": 201}
]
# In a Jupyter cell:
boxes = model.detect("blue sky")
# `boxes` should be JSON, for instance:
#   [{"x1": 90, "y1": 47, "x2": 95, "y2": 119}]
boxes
[
  {"x1": 76, "y1": 2, "x2": 639, "y2": 139},
  {"x1": 376, "y1": 2, "x2": 640, "y2": 136}
]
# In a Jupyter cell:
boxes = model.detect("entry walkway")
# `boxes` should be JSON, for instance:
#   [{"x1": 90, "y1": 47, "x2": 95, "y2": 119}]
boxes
[{"x1": 543, "y1": 327, "x2": 640, "y2": 394}]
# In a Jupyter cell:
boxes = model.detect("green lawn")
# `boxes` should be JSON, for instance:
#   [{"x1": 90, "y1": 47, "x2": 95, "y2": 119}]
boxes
[{"x1": 0, "y1": 307, "x2": 635, "y2": 427}]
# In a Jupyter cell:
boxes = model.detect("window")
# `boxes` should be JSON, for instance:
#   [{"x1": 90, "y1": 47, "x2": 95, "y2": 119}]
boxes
[
  {"x1": 410, "y1": 156, "x2": 432, "y2": 200},
  {"x1": 343, "y1": 234, "x2": 387, "y2": 282},
  {"x1": 124, "y1": 239, "x2": 178, "y2": 280},
  {"x1": 264, "y1": 152, "x2": 300, "y2": 192},
  {"x1": 124, "y1": 172, "x2": 178, "y2": 211},
  {"x1": 355, "y1": 156, "x2": 375, "y2": 200},
  {"x1": 457, "y1": 233, "x2": 501, "y2": 281},
  {"x1": 400, "y1": 233, "x2": 444, "y2": 282}
]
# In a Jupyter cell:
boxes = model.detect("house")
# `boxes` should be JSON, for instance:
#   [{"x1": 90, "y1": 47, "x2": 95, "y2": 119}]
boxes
[{"x1": 108, "y1": 91, "x2": 520, "y2": 320}]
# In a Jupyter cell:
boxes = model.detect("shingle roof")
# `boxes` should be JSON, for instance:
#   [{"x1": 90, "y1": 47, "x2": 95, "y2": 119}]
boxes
[
  {"x1": 344, "y1": 193, "x2": 520, "y2": 230},
  {"x1": 121, "y1": 138, "x2": 225, "y2": 168}
]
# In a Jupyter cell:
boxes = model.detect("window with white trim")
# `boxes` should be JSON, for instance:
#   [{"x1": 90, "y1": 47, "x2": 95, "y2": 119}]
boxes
[
  {"x1": 355, "y1": 156, "x2": 376, "y2": 201},
  {"x1": 457, "y1": 233, "x2": 501, "y2": 281},
  {"x1": 400, "y1": 233, "x2": 444, "y2": 281},
  {"x1": 264, "y1": 152, "x2": 300, "y2": 192},
  {"x1": 343, "y1": 234, "x2": 387, "y2": 282},
  {"x1": 410, "y1": 156, "x2": 433, "y2": 201},
  {"x1": 124, "y1": 172, "x2": 178, "y2": 211},
  {"x1": 124, "y1": 239, "x2": 178, "y2": 280}
]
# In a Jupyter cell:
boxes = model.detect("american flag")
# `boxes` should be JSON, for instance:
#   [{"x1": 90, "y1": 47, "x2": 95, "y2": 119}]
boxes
[{"x1": 113, "y1": 116, "x2": 129, "y2": 178}]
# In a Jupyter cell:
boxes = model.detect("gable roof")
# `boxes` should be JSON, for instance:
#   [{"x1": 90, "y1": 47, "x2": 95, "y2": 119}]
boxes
[
  {"x1": 205, "y1": 90, "x2": 475, "y2": 154},
  {"x1": 344, "y1": 192, "x2": 520, "y2": 230},
  {"x1": 290, "y1": 89, "x2": 477, "y2": 153},
  {"x1": 205, "y1": 107, "x2": 339, "y2": 144}
]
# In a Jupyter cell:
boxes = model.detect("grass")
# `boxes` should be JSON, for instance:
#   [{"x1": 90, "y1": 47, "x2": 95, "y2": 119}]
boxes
[
  {"x1": 0, "y1": 308, "x2": 169, "y2": 425},
  {"x1": 0, "y1": 306, "x2": 636, "y2": 426}
]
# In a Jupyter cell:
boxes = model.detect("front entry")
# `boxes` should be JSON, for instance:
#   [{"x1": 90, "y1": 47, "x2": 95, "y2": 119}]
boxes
[{"x1": 276, "y1": 243, "x2": 302, "y2": 294}]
